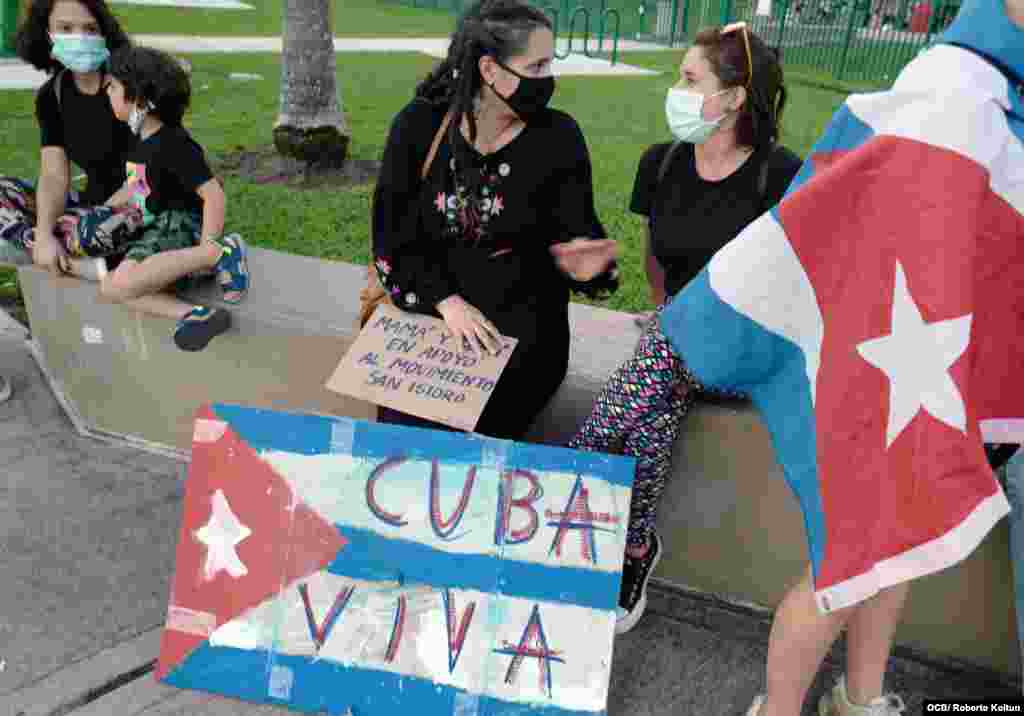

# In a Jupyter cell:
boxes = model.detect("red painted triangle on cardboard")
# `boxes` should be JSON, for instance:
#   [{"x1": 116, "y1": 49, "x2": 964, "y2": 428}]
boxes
[{"x1": 156, "y1": 404, "x2": 346, "y2": 680}]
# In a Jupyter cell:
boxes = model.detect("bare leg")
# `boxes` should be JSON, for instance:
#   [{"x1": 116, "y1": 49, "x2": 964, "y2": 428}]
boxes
[
  {"x1": 845, "y1": 581, "x2": 910, "y2": 705},
  {"x1": 101, "y1": 243, "x2": 220, "y2": 304},
  {"x1": 760, "y1": 566, "x2": 850, "y2": 716},
  {"x1": 759, "y1": 566, "x2": 909, "y2": 716}
]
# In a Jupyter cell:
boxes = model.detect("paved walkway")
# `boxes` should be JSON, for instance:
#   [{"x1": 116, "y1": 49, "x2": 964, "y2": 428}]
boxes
[
  {"x1": 111, "y1": 0, "x2": 253, "y2": 7},
  {"x1": 0, "y1": 35, "x2": 669, "y2": 90}
]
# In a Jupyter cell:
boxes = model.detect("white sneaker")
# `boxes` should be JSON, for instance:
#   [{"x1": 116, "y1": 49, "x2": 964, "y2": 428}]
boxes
[
  {"x1": 0, "y1": 375, "x2": 11, "y2": 404},
  {"x1": 819, "y1": 675, "x2": 905, "y2": 716},
  {"x1": 747, "y1": 694, "x2": 765, "y2": 716}
]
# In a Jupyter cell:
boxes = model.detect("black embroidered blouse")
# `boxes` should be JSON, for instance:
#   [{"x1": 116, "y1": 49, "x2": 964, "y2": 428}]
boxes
[{"x1": 371, "y1": 98, "x2": 618, "y2": 439}]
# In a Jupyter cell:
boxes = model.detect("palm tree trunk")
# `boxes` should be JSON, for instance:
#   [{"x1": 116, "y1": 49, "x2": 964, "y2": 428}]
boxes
[{"x1": 274, "y1": 0, "x2": 350, "y2": 168}]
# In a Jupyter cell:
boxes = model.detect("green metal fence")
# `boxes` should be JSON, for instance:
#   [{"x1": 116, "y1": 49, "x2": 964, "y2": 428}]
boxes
[
  {"x1": 1, "y1": 0, "x2": 21, "y2": 58},
  {"x1": 728, "y1": 0, "x2": 960, "y2": 84},
  {"x1": 381, "y1": 0, "x2": 962, "y2": 85}
]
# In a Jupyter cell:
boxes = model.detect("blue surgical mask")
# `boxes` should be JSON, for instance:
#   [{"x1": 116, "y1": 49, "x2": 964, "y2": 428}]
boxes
[
  {"x1": 664, "y1": 86, "x2": 731, "y2": 144},
  {"x1": 49, "y1": 33, "x2": 110, "y2": 73}
]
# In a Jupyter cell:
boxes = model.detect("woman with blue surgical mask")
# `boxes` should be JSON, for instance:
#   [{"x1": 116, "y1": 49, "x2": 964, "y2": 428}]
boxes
[
  {"x1": 633, "y1": 23, "x2": 801, "y2": 329},
  {"x1": 0, "y1": 0, "x2": 140, "y2": 278}
]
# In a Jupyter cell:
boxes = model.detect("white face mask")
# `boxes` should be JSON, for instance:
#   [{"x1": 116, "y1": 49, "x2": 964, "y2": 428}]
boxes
[
  {"x1": 664, "y1": 86, "x2": 731, "y2": 144},
  {"x1": 127, "y1": 100, "x2": 156, "y2": 135}
]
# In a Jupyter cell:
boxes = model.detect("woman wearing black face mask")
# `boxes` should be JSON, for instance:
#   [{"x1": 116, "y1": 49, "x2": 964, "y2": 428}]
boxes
[{"x1": 369, "y1": 0, "x2": 619, "y2": 441}]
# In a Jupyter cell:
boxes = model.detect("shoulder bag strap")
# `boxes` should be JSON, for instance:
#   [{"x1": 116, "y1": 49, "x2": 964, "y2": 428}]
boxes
[{"x1": 421, "y1": 110, "x2": 454, "y2": 180}]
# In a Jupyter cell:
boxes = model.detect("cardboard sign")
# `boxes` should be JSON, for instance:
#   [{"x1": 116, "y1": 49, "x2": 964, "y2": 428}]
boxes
[
  {"x1": 326, "y1": 303, "x2": 517, "y2": 431},
  {"x1": 157, "y1": 404, "x2": 636, "y2": 716}
]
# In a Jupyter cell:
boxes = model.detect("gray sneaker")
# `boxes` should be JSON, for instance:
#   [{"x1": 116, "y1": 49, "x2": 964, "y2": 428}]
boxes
[{"x1": 819, "y1": 676, "x2": 905, "y2": 716}]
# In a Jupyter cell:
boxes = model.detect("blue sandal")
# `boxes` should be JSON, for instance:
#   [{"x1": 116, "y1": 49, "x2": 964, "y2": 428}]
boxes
[
  {"x1": 214, "y1": 233, "x2": 249, "y2": 304},
  {"x1": 173, "y1": 306, "x2": 231, "y2": 352}
]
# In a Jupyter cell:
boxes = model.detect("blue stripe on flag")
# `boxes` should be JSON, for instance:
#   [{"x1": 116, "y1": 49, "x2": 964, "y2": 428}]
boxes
[
  {"x1": 211, "y1": 404, "x2": 635, "y2": 488},
  {"x1": 785, "y1": 103, "x2": 875, "y2": 198},
  {"x1": 328, "y1": 525, "x2": 621, "y2": 612},
  {"x1": 213, "y1": 404, "x2": 334, "y2": 456},
  {"x1": 162, "y1": 645, "x2": 607, "y2": 716},
  {"x1": 660, "y1": 271, "x2": 825, "y2": 572}
]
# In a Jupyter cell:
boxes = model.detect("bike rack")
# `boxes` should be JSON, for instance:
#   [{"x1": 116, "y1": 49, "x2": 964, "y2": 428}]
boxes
[
  {"x1": 598, "y1": 7, "x2": 622, "y2": 65},
  {"x1": 542, "y1": 3, "x2": 570, "y2": 59},
  {"x1": 566, "y1": 6, "x2": 593, "y2": 58},
  {"x1": 543, "y1": 2, "x2": 622, "y2": 66}
]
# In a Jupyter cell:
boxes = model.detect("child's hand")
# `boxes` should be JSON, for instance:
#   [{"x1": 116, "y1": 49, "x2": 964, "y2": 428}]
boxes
[{"x1": 32, "y1": 230, "x2": 69, "y2": 275}]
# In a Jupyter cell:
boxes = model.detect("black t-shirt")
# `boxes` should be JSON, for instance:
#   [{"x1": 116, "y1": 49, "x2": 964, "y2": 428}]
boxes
[
  {"x1": 630, "y1": 141, "x2": 803, "y2": 297},
  {"x1": 126, "y1": 124, "x2": 213, "y2": 216},
  {"x1": 37, "y1": 71, "x2": 138, "y2": 207}
]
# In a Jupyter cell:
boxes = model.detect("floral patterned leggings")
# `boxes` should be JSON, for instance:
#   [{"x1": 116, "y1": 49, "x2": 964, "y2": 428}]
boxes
[
  {"x1": 0, "y1": 177, "x2": 142, "y2": 261},
  {"x1": 568, "y1": 306, "x2": 746, "y2": 548}
]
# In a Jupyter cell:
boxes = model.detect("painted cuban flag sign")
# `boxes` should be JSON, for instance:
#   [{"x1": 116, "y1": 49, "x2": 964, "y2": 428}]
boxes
[
  {"x1": 660, "y1": 3, "x2": 1024, "y2": 615},
  {"x1": 157, "y1": 404, "x2": 635, "y2": 715}
]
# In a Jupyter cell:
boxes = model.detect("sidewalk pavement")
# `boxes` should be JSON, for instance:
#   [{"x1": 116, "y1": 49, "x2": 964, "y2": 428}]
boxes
[
  {"x1": 1, "y1": 324, "x2": 1018, "y2": 716},
  {"x1": 0, "y1": 35, "x2": 669, "y2": 90}
]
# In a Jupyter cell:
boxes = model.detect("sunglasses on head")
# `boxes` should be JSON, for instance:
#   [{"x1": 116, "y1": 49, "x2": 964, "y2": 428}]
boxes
[{"x1": 721, "y1": 21, "x2": 752, "y2": 87}]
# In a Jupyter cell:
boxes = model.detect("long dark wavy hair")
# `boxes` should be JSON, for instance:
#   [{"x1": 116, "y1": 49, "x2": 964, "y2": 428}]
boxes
[
  {"x1": 415, "y1": 0, "x2": 553, "y2": 197},
  {"x1": 16, "y1": 0, "x2": 130, "y2": 73}
]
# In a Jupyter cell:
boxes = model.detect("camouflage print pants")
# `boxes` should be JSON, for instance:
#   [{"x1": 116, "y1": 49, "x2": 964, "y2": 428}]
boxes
[{"x1": 123, "y1": 209, "x2": 202, "y2": 263}]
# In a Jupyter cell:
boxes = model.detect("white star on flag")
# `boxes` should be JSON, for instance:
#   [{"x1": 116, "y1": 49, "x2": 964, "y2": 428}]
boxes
[
  {"x1": 857, "y1": 262, "x2": 972, "y2": 448},
  {"x1": 195, "y1": 489, "x2": 252, "y2": 580}
]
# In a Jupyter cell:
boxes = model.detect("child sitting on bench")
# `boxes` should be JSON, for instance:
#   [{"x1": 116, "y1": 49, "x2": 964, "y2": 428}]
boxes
[{"x1": 100, "y1": 45, "x2": 248, "y2": 351}]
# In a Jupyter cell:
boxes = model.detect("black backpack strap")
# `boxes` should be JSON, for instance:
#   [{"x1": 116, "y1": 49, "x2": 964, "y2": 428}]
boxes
[
  {"x1": 650, "y1": 141, "x2": 682, "y2": 231},
  {"x1": 53, "y1": 68, "x2": 68, "y2": 111},
  {"x1": 757, "y1": 143, "x2": 802, "y2": 211},
  {"x1": 757, "y1": 147, "x2": 773, "y2": 200},
  {"x1": 656, "y1": 140, "x2": 682, "y2": 187}
]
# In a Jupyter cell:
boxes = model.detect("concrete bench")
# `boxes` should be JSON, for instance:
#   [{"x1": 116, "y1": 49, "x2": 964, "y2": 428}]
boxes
[
  {"x1": 16, "y1": 248, "x2": 376, "y2": 454},
  {"x1": 13, "y1": 248, "x2": 1019, "y2": 681}
]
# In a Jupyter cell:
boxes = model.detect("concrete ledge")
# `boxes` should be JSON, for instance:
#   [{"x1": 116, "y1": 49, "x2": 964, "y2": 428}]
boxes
[
  {"x1": 17, "y1": 249, "x2": 375, "y2": 456},
  {"x1": 16, "y1": 251, "x2": 1020, "y2": 679}
]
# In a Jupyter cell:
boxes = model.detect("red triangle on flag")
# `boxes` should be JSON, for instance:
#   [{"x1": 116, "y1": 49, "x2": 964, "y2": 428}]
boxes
[{"x1": 156, "y1": 405, "x2": 346, "y2": 680}]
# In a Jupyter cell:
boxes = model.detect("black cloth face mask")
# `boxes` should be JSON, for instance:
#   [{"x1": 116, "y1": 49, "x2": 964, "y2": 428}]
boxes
[{"x1": 491, "y1": 58, "x2": 555, "y2": 120}]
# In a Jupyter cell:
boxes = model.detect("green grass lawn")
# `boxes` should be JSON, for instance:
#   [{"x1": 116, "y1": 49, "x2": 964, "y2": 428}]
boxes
[
  {"x1": 113, "y1": 0, "x2": 455, "y2": 37},
  {"x1": 0, "y1": 50, "x2": 846, "y2": 314}
]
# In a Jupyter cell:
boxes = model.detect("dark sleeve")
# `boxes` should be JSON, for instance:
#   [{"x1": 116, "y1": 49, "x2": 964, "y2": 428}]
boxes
[
  {"x1": 550, "y1": 114, "x2": 618, "y2": 300},
  {"x1": 164, "y1": 130, "x2": 214, "y2": 192},
  {"x1": 629, "y1": 143, "x2": 671, "y2": 217},
  {"x1": 762, "y1": 146, "x2": 804, "y2": 209},
  {"x1": 371, "y1": 100, "x2": 458, "y2": 313},
  {"x1": 36, "y1": 76, "x2": 64, "y2": 149}
]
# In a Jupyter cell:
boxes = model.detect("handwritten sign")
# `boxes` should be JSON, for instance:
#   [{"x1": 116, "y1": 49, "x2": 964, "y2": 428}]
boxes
[
  {"x1": 326, "y1": 303, "x2": 518, "y2": 430},
  {"x1": 157, "y1": 404, "x2": 636, "y2": 716}
]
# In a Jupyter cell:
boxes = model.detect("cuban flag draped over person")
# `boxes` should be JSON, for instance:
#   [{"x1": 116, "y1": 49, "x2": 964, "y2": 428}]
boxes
[{"x1": 659, "y1": 0, "x2": 1024, "y2": 613}]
